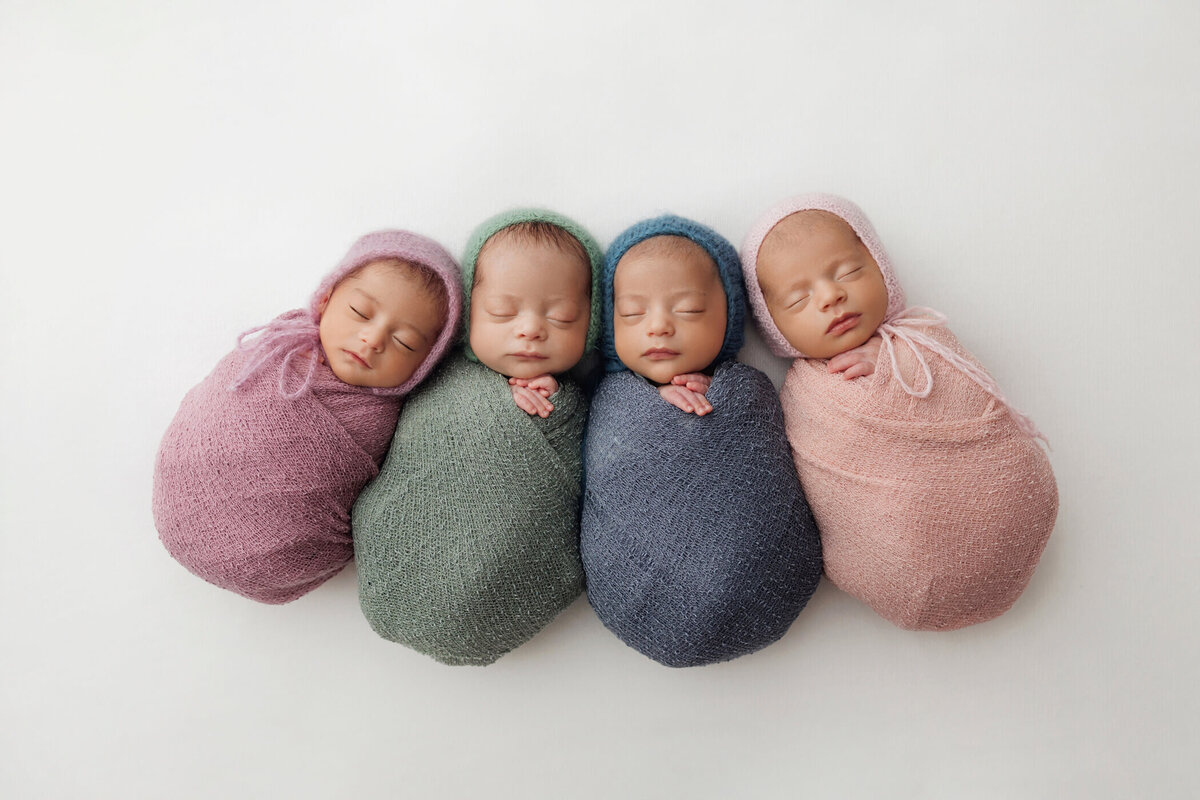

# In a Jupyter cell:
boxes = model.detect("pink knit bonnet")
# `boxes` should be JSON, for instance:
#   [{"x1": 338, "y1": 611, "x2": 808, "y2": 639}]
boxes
[
  {"x1": 231, "y1": 230, "x2": 463, "y2": 399},
  {"x1": 741, "y1": 193, "x2": 905, "y2": 359}
]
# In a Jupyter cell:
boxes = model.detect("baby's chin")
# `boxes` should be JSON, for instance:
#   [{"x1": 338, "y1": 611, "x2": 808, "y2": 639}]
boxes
[
  {"x1": 789, "y1": 325, "x2": 879, "y2": 360},
  {"x1": 327, "y1": 355, "x2": 414, "y2": 389},
  {"x1": 480, "y1": 354, "x2": 572, "y2": 380},
  {"x1": 332, "y1": 372, "x2": 408, "y2": 390},
  {"x1": 631, "y1": 360, "x2": 707, "y2": 386}
]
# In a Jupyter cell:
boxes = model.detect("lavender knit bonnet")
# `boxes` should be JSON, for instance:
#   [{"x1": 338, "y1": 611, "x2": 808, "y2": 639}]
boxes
[
  {"x1": 740, "y1": 193, "x2": 904, "y2": 359},
  {"x1": 232, "y1": 230, "x2": 463, "y2": 398},
  {"x1": 601, "y1": 214, "x2": 746, "y2": 372},
  {"x1": 459, "y1": 208, "x2": 604, "y2": 363}
]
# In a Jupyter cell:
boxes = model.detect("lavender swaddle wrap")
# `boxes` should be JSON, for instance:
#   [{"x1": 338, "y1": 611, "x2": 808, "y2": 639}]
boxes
[
  {"x1": 581, "y1": 362, "x2": 822, "y2": 667},
  {"x1": 153, "y1": 231, "x2": 462, "y2": 604},
  {"x1": 580, "y1": 215, "x2": 821, "y2": 667},
  {"x1": 741, "y1": 194, "x2": 1059, "y2": 630},
  {"x1": 154, "y1": 342, "x2": 400, "y2": 603}
]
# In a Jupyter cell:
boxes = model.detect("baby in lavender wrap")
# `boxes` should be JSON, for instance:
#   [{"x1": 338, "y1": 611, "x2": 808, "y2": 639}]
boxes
[
  {"x1": 741, "y1": 194, "x2": 1058, "y2": 630},
  {"x1": 153, "y1": 230, "x2": 462, "y2": 604}
]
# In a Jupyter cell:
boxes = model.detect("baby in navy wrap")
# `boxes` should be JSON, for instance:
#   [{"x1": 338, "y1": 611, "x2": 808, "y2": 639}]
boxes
[{"x1": 581, "y1": 215, "x2": 822, "y2": 667}]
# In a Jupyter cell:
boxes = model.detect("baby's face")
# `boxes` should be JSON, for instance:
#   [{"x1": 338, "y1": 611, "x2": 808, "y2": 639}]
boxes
[
  {"x1": 612, "y1": 239, "x2": 727, "y2": 385},
  {"x1": 318, "y1": 260, "x2": 446, "y2": 388},
  {"x1": 756, "y1": 212, "x2": 889, "y2": 358},
  {"x1": 469, "y1": 233, "x2": 591, "y2": 379}
]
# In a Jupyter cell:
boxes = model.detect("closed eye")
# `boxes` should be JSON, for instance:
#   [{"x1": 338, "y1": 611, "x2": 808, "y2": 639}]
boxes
[
  {"x1": 392, "y1": 336, "x2": 415, "y2": 351},
  {"x1": 786, "y1": 295, "x2": 810, "y2": 310},
  {"x1": 837, "y1": 267, "x2": 862, "y2": 280},
  {"x1": 350, "y1": 305, "x2": 369, "y2": 320}
]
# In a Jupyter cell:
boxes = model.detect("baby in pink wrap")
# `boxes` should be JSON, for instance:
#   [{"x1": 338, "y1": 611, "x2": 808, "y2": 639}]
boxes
[
  {"x1": 153, "y1": 230, "x2": 462, "y2": 604},
  {"x1": 741, "y1": 194, "x2": 1058, "y2": 631}
]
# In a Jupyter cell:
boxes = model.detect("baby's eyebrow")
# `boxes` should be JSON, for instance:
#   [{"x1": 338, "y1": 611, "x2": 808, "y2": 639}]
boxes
[{"x1": 664, "y1": 289, "x2": 710, "y2": 301}]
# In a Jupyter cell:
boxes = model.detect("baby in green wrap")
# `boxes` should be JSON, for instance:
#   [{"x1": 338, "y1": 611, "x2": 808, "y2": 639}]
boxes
[
  {"x1": 468, "y1": 220, "x2": 593, "y2": 416},
  {"x1": 352, "y1": 209, "x2": 604, "y2": 666}
]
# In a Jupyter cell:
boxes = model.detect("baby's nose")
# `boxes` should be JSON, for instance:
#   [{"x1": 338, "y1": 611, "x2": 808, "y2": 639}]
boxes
[
  {"x1": 361, "y1": 326, "x2": 386, "y2": 349},
  {"x1": 515, "y1": 313, "x2": 547, "y2": 339},
  {"x1": 816, "y1": 281, "x2": 846, "y2": 310},
  {"x1": 647, "y1": 310, "x2": 673, "y2": 335}
]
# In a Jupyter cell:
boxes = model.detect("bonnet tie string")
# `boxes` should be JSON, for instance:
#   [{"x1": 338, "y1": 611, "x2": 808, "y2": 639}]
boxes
[
  {"x1": 877, "y1": 307, "x2": 1047, "y2": 444},
  {"x1": 228, "y1": 310, "x2": 322, "y2": 399}
]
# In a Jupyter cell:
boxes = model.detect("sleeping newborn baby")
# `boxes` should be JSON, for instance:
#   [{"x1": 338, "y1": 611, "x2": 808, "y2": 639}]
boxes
[
  {"x1": 153, "y1": 231, "x2": 462, "y2": 603},
  {"x1": 352, "y1": 209, "x2": 603, "y2": 666},
  {"x1": 581, "y1": 215, "x2": 822, "y2": 668},
  {"x1": 741, "y1": 193, "x2": 1059, "y2": 631}
]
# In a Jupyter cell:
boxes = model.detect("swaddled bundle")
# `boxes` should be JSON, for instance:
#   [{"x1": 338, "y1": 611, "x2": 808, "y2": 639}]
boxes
[
  {"x1": 583, "y1": 363, "x2": 822, "y2": 667},
  {"x1": 352, "y1": 209, "x2": 604, "y2": 665},
  {"x1": 581, "y1": 215, "x2": 822, "y2": 667},
  {"x1": 153, "y1": 231, "x2": 462, "y2": 604},
  {"x1": 742, "y1": 193, "x2": 1058, "y2": 631},
  {"x1": 353, "y1": 353, "x2": 587, "y2": 665}
]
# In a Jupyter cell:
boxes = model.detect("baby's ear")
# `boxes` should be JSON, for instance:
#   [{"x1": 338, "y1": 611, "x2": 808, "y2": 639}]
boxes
[{"x1": 317, "y1": 292, "x2": 331, "y2": 316}]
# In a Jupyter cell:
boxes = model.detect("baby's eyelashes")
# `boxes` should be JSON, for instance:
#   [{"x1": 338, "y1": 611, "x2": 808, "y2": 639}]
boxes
[
  {"x1": 785, "y1": 294, "x2": 810, "y2": 310},
  {"x1": 351, "y1": 305, "x2": 370, "y2": 319}
]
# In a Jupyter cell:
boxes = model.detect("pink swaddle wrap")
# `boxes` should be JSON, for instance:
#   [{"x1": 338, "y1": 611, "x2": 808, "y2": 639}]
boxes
[
  {"x1": 153, "y1": 231, "x2": 462, "y2": 604},
  {"x1": 742, "y1": 194, "x2": 1058, "y2": 630}
]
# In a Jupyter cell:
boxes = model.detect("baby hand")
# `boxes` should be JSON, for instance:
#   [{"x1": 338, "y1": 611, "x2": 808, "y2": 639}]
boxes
[
  {"x1": 658, "y1": 373, "x2": 713, "y2": 416},
  {"x1": 827, "y1": 335, "x2": 882, "y2": 379},
  {"x1": 508, "y1": 374, "x2": 558, "y2": 418}
]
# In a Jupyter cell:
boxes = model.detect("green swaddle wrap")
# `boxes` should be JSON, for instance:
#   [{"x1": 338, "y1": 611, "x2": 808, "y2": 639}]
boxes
[{"x1": 352, "y1": 351, "x2": 587, "y2": 666}]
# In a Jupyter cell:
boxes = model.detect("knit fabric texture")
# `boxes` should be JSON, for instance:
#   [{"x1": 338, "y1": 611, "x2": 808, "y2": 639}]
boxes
[
  {"x1": 740, "y1": 193, "x2": 904, "y2": 359},
  {"x1": 153, "y1": 338, "x2": 402, "y2": 603},
  {"x1": 153, "y1": 230, "x2": 462, "y2": 603},
  {"x1": 781, "y1": 323, "x2": 1058, "y2": 630},
  {"x1": 459, "y1": 208, "x2": 604, "y2": 361},
  {"x1": 580, "y1": 361, "x2": 822, "y2": 667},
  {"x1": 352, "y1": 351, "x2": 588, "y2": 666},
  {"x1": 601, "y1": 214, "x2": 746, "y2": 372}
]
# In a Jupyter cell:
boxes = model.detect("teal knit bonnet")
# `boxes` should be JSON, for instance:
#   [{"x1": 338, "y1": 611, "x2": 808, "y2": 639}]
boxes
[
  {"x1": 460, "y1": 208, "x2": 604, "y2": 363},
  {"x1": 600, "y1": 214, "x2": 746, "y2": 373}
]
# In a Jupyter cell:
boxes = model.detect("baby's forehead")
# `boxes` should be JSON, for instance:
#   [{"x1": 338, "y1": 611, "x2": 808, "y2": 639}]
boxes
[
  {"x1": 762, "y1": 210, "x2": 860, "y2": 253},
  {"x1": 616, "y1": 235, "x2": 719, "y2": 283},
  {"x1": 339, "y1": 258, "x2": 423, "y2": 295},
  {"x1": 480, "y1": 223, "x2": 588, "y2": 269}
]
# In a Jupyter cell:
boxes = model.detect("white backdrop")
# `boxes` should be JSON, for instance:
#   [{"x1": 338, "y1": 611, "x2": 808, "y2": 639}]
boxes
[{"x1": 2, "y1": 2, "x2": 1198, "y2": 798}]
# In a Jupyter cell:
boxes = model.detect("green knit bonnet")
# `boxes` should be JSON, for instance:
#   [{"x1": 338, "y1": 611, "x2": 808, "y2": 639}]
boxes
[{"x1": 460, "y1": 208, "x2": 604, "y2": 362}]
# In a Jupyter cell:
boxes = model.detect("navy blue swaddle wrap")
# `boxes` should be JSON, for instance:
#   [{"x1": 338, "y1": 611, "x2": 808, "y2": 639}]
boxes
[
  {"x1": 581, "y1": 362, "x2": 822, "y2": 666},
  {"x1": 580, "y1": 214, "x2": 822, "y2": 667}
]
